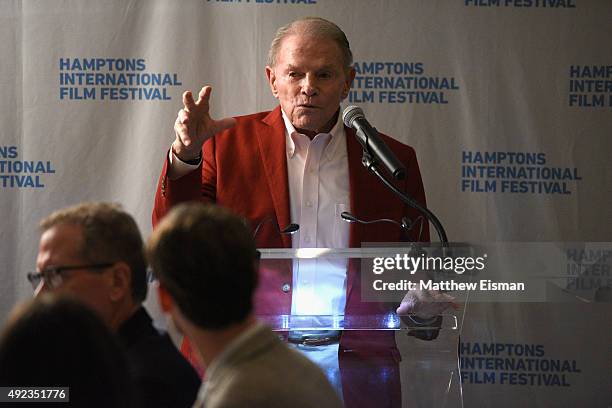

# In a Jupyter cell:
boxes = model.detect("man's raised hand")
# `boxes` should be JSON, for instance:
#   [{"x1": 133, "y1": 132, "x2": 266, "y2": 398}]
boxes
[{"x1": 172, "y1": 86, "x2": 236, "y2": 162}]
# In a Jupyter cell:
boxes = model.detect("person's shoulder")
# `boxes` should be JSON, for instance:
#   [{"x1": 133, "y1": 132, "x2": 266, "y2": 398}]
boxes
[
  {"x1": 369, "y1": 130, "x2": 419, "y2": 165},
  {"x1": 235, "y1": 110, "x2": 273, "y2": 123},
  {"x1": 345, "y1": 124, "x2": 417, "y2": 157},
  {"x1": 127, "y1": 330, "x2": 200, "y2": 407},
  {"x1": 379, "y1": 131, "x2": 416, "y2": 152},
  {"x1": 217, "y1": 333, "x2": 340, "y2": 407},
  {"x1": 219, "y1": 326, "x2": 320, "y2": 377},
  {"x1": 212, "y1": 109, "x2": 277, "y2": 142},
  {"x1": 210, "y1": 108, "x2": 281, "y2": 151},
  {"x1": 126, "y1": 329, "x2": 200, "y2": 388}
]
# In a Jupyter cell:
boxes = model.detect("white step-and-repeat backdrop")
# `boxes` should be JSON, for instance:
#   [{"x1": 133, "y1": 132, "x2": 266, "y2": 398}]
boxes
[{"x1": 1, "y1": 1, "x2": 610, "y2": 406}]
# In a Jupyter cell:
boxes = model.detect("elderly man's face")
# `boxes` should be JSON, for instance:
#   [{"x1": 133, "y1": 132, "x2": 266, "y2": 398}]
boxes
[
  {"x1": 35, "y1": 223, "x2": 114, "y2": 324},
  {"x1": 266, "y1": 35, "x2": 355, "y2": 137}
]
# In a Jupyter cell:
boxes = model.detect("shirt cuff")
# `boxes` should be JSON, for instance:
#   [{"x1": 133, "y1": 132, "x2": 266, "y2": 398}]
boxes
[{"x1": 168, "y1": 148, "x2": 201, "y2": 180}]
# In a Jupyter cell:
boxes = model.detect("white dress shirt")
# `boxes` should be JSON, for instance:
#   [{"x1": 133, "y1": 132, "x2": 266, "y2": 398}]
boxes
[{"x1": 281, "y1": 110, "x2": 350, "y2": 317}]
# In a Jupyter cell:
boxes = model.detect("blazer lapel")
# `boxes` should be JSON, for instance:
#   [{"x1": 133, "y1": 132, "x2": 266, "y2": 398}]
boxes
[{"x1": 259, "y1": 106, "x2": 292, "y2": 248}]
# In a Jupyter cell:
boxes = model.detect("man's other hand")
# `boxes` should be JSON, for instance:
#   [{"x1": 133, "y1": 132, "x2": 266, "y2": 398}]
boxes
[{"x1": 396, "y1": 289, "x2": 457, "y2": 321}]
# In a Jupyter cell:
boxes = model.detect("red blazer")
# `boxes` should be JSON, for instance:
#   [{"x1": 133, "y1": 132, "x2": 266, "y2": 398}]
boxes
[{"x1": 153, "y1": 106, "x2": 430, "y2": 351}]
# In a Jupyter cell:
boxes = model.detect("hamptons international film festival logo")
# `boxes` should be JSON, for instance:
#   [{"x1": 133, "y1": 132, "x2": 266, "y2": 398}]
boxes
[
  {"x1": 460, "y1": 151, "x2": 582, "y2": 195},
  {"x1": 565, "y1": 246, "x2": 611, "y2": 294},
  {"x1": 568, "y1": 65, "x2": 612, "y2": 108},
  {"x1": 366, "y1": 249, "x2": 525, "y2": 296},
  {"x1": 0, "y1": 146, "x2": 55, "y2": 189},
  {"x1": 349, "y1": 62, "x2": 460, "y2": 105},
  {"x1": 58, "y1": 58, "x2": 182, "y2": 101},
  {"x1": 460, "y1": 341, "x2": 582, "y2": 387}
]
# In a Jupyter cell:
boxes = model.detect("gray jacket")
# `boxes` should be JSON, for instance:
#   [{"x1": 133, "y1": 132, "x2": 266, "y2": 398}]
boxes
[{"x1": 193, "y1": 323, "x2": 343, "y2": 408}]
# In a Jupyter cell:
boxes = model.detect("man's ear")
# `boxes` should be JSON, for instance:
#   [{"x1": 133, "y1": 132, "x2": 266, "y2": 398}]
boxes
[
  {"x1": 108, "y1": 262, "x2": 131, "y2": 302},
  {"x1": 342, "y1": 67, "x2": 356, "y2": 100},
  {"x1": 157, "y1": 283, "x2": 175, "y2": 313},
  {"x1": 265, "y1": 66, "x2": 279, "y2": 98}
]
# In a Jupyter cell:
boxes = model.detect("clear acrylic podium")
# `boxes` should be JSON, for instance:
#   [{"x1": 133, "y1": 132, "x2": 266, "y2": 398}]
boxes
[{"x1": 254, "y1": 247, "x2": 470, "y2": 408}]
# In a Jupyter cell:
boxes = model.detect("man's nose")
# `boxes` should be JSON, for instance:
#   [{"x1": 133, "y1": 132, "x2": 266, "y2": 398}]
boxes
[{"x1": 301, "y1": 74, "x2": 318, "y2": 97}]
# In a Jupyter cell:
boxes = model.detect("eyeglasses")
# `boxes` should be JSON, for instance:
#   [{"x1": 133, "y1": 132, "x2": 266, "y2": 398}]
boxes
[{"x1": 27, "y1": 263, "x2": 114, "y2": 290}]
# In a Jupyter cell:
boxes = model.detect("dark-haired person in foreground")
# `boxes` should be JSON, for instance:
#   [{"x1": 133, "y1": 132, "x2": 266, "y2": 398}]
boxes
[
  {"x1": 0, "y1": 294, "x2": 131, "y2": 408},
  {"x1": 31, "y1": 202, "x2": 200, "y2": 408},
  {"x1": 147, "y1": 203, "x2": 343, "y2": 408}
]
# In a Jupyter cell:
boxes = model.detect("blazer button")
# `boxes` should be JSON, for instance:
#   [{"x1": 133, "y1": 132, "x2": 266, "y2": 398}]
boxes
[{"x1": 281, "y1": 283, "x2": 291, "y2": 293}]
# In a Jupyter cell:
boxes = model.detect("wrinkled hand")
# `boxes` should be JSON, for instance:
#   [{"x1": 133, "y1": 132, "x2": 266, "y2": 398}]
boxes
[
  {"x1": 172, "y1": 86, "x2": 236, "y2": 161},
  {"x1": 396, "y1": 289, "x2": 457, "y2": 320}
]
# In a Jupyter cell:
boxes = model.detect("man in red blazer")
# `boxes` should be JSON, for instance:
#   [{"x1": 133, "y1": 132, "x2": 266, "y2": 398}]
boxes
[{"x1": 153, "y1": 16, "x2": 452, "y2": 408}]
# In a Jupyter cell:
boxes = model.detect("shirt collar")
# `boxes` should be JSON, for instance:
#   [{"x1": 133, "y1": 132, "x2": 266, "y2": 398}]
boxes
[{"x1": 282, "y1": 108, "x2": 345, "y2": 160}]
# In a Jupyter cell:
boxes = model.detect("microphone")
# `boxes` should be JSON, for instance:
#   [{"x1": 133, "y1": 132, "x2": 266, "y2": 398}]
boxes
[
  {"x1": 340, "y1": 211, "x2": 425, "y2": 242},
  {"x1": 342, "y1": 105, "x2": 406, "y2": 180},
  {"x1": 252, "y1": 216, "x2": 299, "y2": 240}
]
